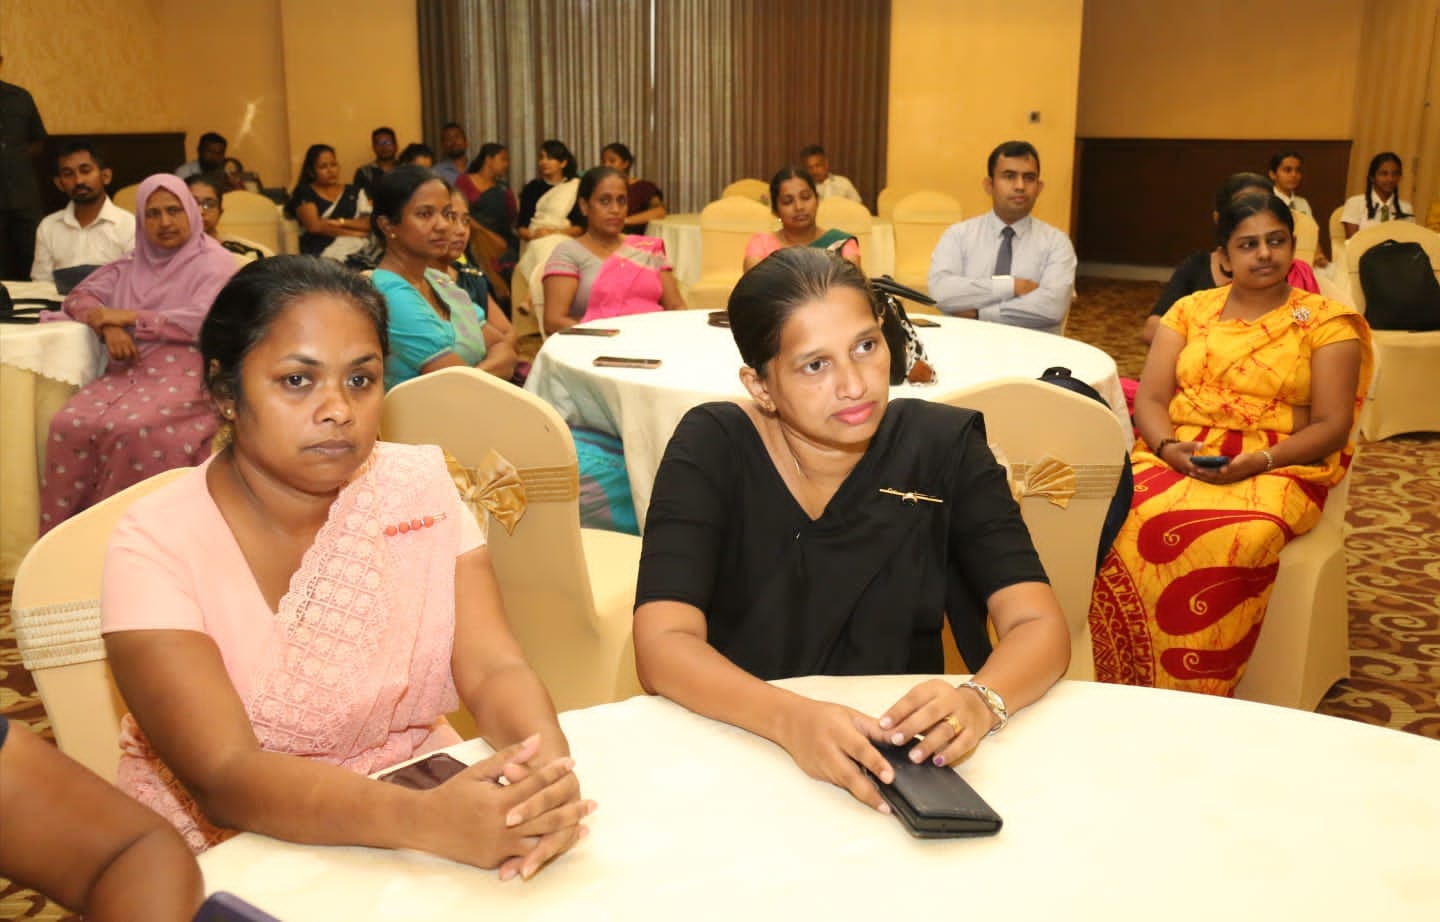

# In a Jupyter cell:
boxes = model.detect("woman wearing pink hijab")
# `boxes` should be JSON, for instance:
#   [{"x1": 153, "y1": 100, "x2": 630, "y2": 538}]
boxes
[{"x1": 40, "y1": 174, "x2": 238, "y2": 532}]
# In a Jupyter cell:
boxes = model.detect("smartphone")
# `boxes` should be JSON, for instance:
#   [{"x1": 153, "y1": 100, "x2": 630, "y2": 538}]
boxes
[
  {"x1": 593, "y1": 356, "x2": 662, "y2": 369},
  {"x1": 376, "y1": 752, "x2": 468, "y2": 791},
  {"x1": 707, "y1": 310, "x2": 731, "y2": 328},
  {"x1": 193, "y1": 892, "x2": 282, "y2": 922},
  {"x1": 866, "y1": 743, "x2": 1002, "y2": 839},
  {"x1": 557, "y1": 327, "x2": 621, "y2": 337},
  {"x1": 1190, "y1": 455, "x2": 1231, "y2": 468},
  {"x1": 908, "y1": 316, "x2": 941, "y2": 328}
]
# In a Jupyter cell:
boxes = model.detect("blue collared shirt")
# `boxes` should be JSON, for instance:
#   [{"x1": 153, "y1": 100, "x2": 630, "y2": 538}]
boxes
[{"x1": 928, "y1": 210, "x2": 1077, "y2": 334}]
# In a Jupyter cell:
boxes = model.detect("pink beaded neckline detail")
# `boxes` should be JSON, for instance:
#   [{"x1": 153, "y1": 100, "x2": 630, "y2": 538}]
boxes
[{"x1": 383, "y1": 511, "x2": 448, "y2": 537}]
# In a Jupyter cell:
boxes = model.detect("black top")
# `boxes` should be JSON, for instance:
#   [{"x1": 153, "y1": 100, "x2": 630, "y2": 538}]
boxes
[
  {"x1": 0, "y1": 713, "x2": 8, "y2": 749},
  {"x1": 289, "y1": 184, "x2": 364, "y2": 256},
  {"x1": 517, "y1": 178, "x2": 584, "y2": 230},
  {"x1": 1152, "y1": 251, "x2": 1217, "y2": 317},
  {"x1": 352, "y1": 161, "x2": 389, "y2": 200},
  {"x1": 0, "y1": 80, "x2": 46, "y2": 209},
  {"x1": 635, "y1": 400, "x2": 1049, "y2": 680}
]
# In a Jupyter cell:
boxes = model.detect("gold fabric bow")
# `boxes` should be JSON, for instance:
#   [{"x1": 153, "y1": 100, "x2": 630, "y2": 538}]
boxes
[
  {"x1": 446, "y1": 449, "x2": 527, "y2": 535},
  {"x1": 1003, "y1": 454, "x2": 1077, "y2": 509}
]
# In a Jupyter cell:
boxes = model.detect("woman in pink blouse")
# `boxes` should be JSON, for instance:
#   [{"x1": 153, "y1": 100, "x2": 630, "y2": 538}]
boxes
[{"x1": 101, "y1": 256, "x2": 592, "y2": 880}]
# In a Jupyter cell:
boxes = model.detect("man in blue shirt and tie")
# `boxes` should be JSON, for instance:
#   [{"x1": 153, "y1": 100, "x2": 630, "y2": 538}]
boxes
[{"x1": 928, "y1": 141, "x2": 1076, "y2": 335}]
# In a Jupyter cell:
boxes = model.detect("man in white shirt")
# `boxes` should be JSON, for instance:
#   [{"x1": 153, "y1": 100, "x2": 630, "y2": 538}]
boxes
[
  {"x1": 174, "y1": 132, "x2": 227, "y2": 180},
  {"x1": 31, "y1": 141, "x2": 134, "y2": 282},
  {"x1": 800, "y1": 144, "x2": 862, "y2": 204},
  {"x1": 928, "y1": 141, "x2": 1076, "y2": 335}
]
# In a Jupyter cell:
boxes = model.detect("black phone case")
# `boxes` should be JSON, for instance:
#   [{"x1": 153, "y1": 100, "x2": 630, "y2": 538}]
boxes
[
  {"x1": 868, "y1": 743, "x2": 1002, "y2": 838},
  {"x1": 376, "y1": 752, "x2": 468, "y2": 791}
]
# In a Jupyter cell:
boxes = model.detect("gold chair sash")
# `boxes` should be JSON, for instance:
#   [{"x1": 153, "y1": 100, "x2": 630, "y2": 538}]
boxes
[
  {"x1": 444, "y1": 450, "x2": 581, "y2": 536},
  {"x1": 1010, "y1": 456, "x2": 1078, "y2": 509}
]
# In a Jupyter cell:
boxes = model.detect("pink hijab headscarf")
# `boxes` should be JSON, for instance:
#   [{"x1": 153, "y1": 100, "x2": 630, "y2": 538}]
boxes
[{"x1": 60, "y1": 173, "x2": 238, "y2": 343}]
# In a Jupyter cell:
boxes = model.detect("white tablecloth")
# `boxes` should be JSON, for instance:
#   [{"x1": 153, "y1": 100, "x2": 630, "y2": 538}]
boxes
[
  {"x1": 198, "y1": 675, "x2": 1440, "y2": 921},
  {"x1": 526, "y1": 311, "x2": 1127, "y2": 526},
  {"x1": 647, "y1": 213, "x2": 896, "y2": 286},
  {"x1": 0, "y1": 281, "x2": 105, "y2": 578}
]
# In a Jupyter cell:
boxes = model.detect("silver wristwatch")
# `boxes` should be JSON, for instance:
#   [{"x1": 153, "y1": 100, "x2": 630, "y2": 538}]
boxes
[{"x1": 959, "y1": 680, "x2": 1009, "y2": 736}]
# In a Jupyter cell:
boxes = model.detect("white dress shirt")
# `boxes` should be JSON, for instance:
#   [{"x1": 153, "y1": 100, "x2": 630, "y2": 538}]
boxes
[
  {"x1": 30, "y1": 196, "x2": 136, "y2": 281},
  {"x1": 927, "y1": 210, "x2": 1077, "y2": 335},
  {"x1": 1273, "y1": 190, "x2": 1312, "y2": 217},
  {"x1": 1341, "y1": 192, "x2": 1415, "y2": 229},
  {"x1": 174, "y1": 159, "x2": 202, "y2": 179},
  {"x1": 816, "y1": 174, "x2": 862, "y2": 203}
]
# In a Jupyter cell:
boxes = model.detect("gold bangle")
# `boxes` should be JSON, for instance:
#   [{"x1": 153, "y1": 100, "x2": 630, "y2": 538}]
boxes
[{"x1": 1261, "y1": 449, "x2": 1275, "y2": 471}]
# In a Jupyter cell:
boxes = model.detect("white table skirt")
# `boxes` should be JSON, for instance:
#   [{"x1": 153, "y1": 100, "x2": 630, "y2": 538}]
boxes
[
  {"x1": 526, "y1": 311, "x2": 1128, "y2": 527},
  {"x1": 197, "y1": 675, "x2": 1440, "y2": 921},
  {"x1": 647, "y1": 213, "x2": 896, "y2": 287},
  {"x1": 1, "y1": 281, "x2": 106, "y2": 577}
]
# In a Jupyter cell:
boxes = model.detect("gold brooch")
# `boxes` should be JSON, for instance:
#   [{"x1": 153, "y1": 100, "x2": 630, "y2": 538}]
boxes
[{"x1": 878, "y1": 488, "x2": 944, "y2": 505}]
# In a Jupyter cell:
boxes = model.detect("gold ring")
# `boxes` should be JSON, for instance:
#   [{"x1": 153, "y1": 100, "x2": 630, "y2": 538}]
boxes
[{"x1": 942, "y1": 715, "x2": 963, "y2": 735}]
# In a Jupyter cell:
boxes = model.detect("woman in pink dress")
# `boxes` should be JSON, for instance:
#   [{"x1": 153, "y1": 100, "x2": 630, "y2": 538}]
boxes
[
  {"x1": 101, "y1": 256, "x2": 592, "y2": 880},
  {"x1": 40, "y1": 173, "x2": 237, "y2": 533},
  {"x1": 541, "y1": 166, "x2": 685, "y2": 334}
]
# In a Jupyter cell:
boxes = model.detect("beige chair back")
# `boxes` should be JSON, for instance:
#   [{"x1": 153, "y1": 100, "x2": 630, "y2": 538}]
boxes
[
  {"x1": 942, "y1": 378, "x2": 1128, "y2": 680},
  {"x1": 1345, "y1": 221, "x2": 1440, "y2": 314},
  {"x1": 891, "y1": 191, "x2": 963, "y2": 296},
  {"x1": 877, "y1": 185, "x2": 921, "y2": 220},
  {"x1": 218, "y1": 190, "x2": 286, "y2": 255},
  {"x1": 721, "y1": 178, "x2": 770, "y2": 206},
  {"x1": 689, "y1": 196, "x2": 775, "y2": 310},
  {"x1": 1291, "y1": 210, "x2": 1319, "y2": 266},
  {"x1": 817, "y1": 197, "x2": 875, "y2": 268},
  {"x1": 1328, "y1": 205, "x2": 1345, "y2": 259},
  {"x1": 382, "y1": 368, "x2": 642, "y2": 710},
  {"x1": 11, "y1": 468, "x2": 190, "y2": 782},
  {"x1": 111, "y1": 183, "x2": 140, "y2": 213}
]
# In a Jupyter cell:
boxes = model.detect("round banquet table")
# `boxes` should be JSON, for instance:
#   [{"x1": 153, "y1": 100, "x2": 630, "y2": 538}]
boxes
[
  {"x1": 646, "y1": 213, "x2": 896, "y2": 286},
  {"x1": 0, "y1": 281, "x2": 104, "y2": 578},
  {"x1": 526, "y1": 311, "x2": 1129, "y2": 528},
  {"x1": 196, "y1": 675, "x2": 1440, "y2": 921}
]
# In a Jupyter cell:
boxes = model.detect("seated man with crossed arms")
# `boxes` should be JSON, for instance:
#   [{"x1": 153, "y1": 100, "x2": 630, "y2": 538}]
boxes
[{"x1": 928, "y1": 140, "x2": 1075, "y2": 335}]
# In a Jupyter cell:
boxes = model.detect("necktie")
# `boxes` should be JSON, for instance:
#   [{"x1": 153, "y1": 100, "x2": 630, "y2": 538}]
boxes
[
  {"x1": 1381, "y1": 203, "x2": 1392, "y2": 222},
  {"x1": 995, "y1": 225, "x2": 1015, "y2": 275}
]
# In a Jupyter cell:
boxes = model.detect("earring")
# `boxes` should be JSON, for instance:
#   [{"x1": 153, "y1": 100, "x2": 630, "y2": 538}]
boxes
[
  {"x1": 224, "y1": 408, "x2": 235, "y2": 419},
  {"x1": 389, "y1": 233, "x2": 396, "y2": 239}
]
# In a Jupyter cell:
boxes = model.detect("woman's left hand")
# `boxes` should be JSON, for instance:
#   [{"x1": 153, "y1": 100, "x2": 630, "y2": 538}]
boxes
[
  {"x1": 876, "y1": 679, "x2": 998, "y2": 769},
  {"x1": 1189, "y1": 451, "x2": 1270, "y2": 485}
]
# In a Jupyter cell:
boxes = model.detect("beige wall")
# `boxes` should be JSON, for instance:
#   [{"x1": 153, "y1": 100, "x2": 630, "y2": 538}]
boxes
[
  {"x1": 1, "y1": 0, "x2": 419, "y2": 190},
  {"x1": 887, "y1": 0, "x2": 1084, "y2": 232},
  {"x1": 1077, "y1": 0, "x2": 1366, "y2": 140},
  {"x1": 1, "y1": 0, "x2": 183, "y2": 134},
  {"x1": 279, "y1": 0, "x2": 422, "y2": 190}
]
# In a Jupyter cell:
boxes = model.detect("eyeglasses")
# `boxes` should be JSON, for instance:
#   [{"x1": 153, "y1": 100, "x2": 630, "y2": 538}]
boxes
[{"x1": 196, "y1": 200, "x2": 221, "y2": 212}]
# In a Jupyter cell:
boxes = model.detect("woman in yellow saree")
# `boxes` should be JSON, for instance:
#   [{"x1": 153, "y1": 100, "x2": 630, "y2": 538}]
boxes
[{"x1": 1089, "y1": 193, "x2": 1372, "y2": 695}]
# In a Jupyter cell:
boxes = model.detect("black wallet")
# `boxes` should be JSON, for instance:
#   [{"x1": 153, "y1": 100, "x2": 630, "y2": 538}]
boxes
[
  {"x1": 376, "y1": 752, "x2": 468, "y2": 791},
  {"x1": 867, "y1": 742, "x2": 1003, "y2": 838}
]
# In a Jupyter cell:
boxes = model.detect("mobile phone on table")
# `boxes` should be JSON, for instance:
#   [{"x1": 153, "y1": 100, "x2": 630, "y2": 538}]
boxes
[
  {"x1": 1190, "y1": 455, "x2": 1231, "y2": 468},
  {"x1": 593, "y1": 356, "x2": 662, "y2": 369},
  {"x1": 865, "y1": 742, "x2": 1002, "y2": 839},
  {"x1": 376, "y1": 752, "x2": 468, "y2": 791},
  {"x1": 557, "y1": 327, "x2": 621, "y2": 336},
  {"x1": 193, "y1": 892, "x2": 282, "y2": 921},
  {"x1": 908, "y1": 316, "x2": 941, "y2": 327}
]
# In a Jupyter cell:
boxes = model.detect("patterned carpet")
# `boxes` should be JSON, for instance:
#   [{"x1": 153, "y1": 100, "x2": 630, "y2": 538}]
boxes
[{"x1": 1, "y1": 277, "x2": 1437, "y2": 919}]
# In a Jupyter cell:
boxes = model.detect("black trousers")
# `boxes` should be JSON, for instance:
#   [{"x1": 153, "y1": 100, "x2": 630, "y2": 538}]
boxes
[{"x1": 0, "y1": 205, "x2": 41, "y2": 280}]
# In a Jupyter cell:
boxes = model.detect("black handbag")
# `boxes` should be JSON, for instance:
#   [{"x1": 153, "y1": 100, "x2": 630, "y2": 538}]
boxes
[
  {"x1": 871, "y1": 275, "x2": 934, "y2": 385},
  {"x1": 1358, "y1": 239, "x2": 1440, "y2": 331},
  {"x1": 0, "y1": 282, "x2": 59, "y2": 325}
]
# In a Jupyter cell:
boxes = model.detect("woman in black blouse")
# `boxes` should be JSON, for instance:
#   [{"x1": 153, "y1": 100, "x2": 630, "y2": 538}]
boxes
[{"x1": 633, "y1": 247, "x2": 1069, "y2": 812}]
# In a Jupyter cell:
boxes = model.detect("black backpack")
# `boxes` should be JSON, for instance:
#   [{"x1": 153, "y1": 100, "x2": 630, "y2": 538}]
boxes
[
  {"x1": 1038, "y1": 366, "x2": 1133, "y2": 572},
  {"x1": 1358, "y1": 239, "x2": 1440, "y2": 331}
]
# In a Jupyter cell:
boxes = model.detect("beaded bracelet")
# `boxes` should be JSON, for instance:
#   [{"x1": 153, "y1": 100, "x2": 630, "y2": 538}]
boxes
[
  {"x1": 1261, "y1": 449, "x2": 1275, "y2": 471},
  {"x1": 1155, "y1": 437, "x2": 1179, "y2": 458}
]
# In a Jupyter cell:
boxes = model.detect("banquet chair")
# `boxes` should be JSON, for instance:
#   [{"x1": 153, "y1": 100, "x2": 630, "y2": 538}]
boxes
[
  {"x1": 508, "y1": 261, "x2": 548, "y2": 342},
  {"x1": 1291, "y1": 210, "x2": 1319, "y2": 266},
  {"x1": 218, "y1": 190, "x2": 285, "y2": 255},
  {"x1": 941, "y1": 378, "x2": 1128, "y2": 680},
  {"x1": 1233, "y1": 466, "x2": 1354, "y2": 711},
  {"x1": 1328, "y1": 206, "x2": 1346, "y2": 271},
  {"x1": 382, "y1": 367, "x2": 644, "y2": 714},
  {"x1": 11, "y1": 468, "x2": 190, "y2": 783},
  {"x1": 111, "y1": 183, "x2": 140, "y2": 213},
  {"x1": 1345, "y1": 221, "x2": 1440, "y2": 439},
  {"x1": 877, "y1": 185, "x2": 922, "y2": 220},
  {"x1": 816, "y1": 197, "x2": 875, "y2": 269},
  {"x1": 1427, "y1": 200, "x2": 1440, "y2": 233},
  {"x1": 688, "y1": 196, "x2": 774, "y2": 310},
  {"x1": 891, "y1": 190, "x2": 964, "y2": 300},
  {"x1": 721, "y1": 178, "x2": 770, "y2": 206}
]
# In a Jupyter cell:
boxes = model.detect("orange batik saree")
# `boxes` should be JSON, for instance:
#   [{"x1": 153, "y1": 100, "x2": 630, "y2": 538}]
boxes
[{"x1": 1089, "y1": 286, "x2": 1373, "y2": 695}]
